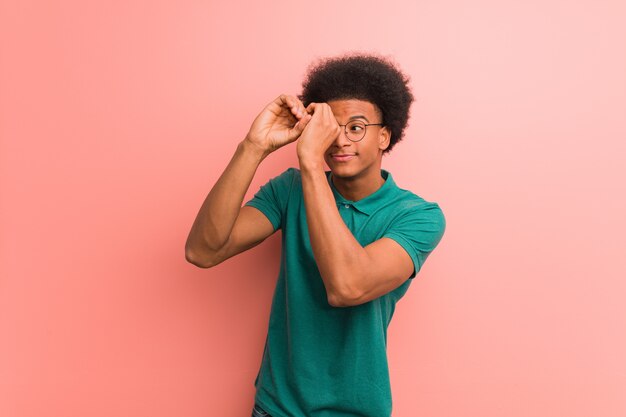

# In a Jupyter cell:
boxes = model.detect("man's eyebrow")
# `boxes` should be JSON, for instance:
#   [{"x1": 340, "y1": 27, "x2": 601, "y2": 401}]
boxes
[{"x1": 348, "y1": 115, "x2": 370, "y2": 122}]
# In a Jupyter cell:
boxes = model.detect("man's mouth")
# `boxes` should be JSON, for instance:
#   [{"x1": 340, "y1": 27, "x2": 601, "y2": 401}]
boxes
[{"x1": 330, "y1": 153, "x2": 356, "y2": 162}]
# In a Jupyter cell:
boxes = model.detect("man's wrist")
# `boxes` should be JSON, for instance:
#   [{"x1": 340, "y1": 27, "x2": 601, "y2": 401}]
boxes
[
  {"x1": 298, "y1": 153, "x2": 325, "y2": 172},
  {"x1": 240, "y1": 137, "x2": 271, "y2": 162}
]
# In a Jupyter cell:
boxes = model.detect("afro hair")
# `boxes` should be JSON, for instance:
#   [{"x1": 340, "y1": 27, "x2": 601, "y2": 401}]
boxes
[{"x1": 299, "y1": 53, "x2": 414, "y2": 153}]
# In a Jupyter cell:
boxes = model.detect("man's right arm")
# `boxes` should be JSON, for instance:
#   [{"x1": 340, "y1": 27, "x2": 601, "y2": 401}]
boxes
[
  {"x1": 184, "y1": 94, "x2": 311, "y2": 268},
  {"x1": 184, "y1": 140, "x2": 273, "y2": 268}
]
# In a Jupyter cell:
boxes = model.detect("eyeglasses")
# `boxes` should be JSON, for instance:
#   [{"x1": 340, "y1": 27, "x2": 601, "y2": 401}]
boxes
[{"x1": 338, "y1": 120, "x2": 384, "y2": 142}]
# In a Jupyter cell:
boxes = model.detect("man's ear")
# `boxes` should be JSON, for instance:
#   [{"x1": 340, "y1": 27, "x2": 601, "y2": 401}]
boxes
[{"x1": 379, "y1": 126, "x2": 391, "y2": 151}]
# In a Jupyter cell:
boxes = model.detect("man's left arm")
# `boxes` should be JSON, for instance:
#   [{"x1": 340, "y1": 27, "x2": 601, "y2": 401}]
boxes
[
  {"x1": 296, "y1": 103, "x2": 421, "y2": 307},
  {"x1": 299, "y1": 165, "x2": 416, "y2": 307}
]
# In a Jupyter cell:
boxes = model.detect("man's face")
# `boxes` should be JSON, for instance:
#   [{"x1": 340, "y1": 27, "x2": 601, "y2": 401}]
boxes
[{"x1": 324, "y1": 99, "x2": 390, "y2": 180}]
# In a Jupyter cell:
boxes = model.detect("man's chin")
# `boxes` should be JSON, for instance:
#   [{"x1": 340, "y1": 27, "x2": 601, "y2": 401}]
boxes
[{"x1": 329, "y1": 166, "x2": 359, "y2": 180}]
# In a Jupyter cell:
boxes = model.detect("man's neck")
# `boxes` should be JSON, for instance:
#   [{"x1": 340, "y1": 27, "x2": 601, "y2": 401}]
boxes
[{"x1": 330, "y1": 169, "x2": 385, "y2": 202}]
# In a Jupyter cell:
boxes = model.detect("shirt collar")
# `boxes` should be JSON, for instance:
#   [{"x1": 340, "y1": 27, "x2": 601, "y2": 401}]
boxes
[{"x1": 326, "y1": 170, "x2": 398, "y2": 216}]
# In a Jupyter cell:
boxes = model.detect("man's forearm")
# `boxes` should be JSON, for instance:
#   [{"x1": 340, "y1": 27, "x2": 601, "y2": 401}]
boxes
[
  {"x1": 299, "y1": 162, "x2": 370, "y2": 305},
  {"x1": 185, "y1": 139, "x2": 267, "y2": 255}
]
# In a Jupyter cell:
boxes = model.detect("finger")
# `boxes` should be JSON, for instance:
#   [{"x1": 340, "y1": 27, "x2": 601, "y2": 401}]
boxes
[
  {"x1": 296, "y1": 98, "x2": 308, "y2": 118},
  {"x1": 300, "y1": 113, "x2": 313, "y2": 128},
  {"x1": 292, "y1": 102, "x2": 304, "y2": 119},
  {"x1": 306, "y1": 102, "x2": 317, "y2": 114},
  {"x1": 276, "y1": 94, "x2": 294, "y2": 110},
  {"x1": 308, "y1": 102, "x2": 332, "y2": 116},
  {"x1": 295, "y1": 113, "x2": 312, "y2": 131},
  {"x1": 324, "y1": 104, "x2": 339, "y2": 124},
  {"x1": 266, "y1": 94, "x2": 290, "y2": 117},
  {"x1": 273, "y1": 94, "x2": 289, "y2": 110},
  {"x1": 281, "y1": 94, "x2": 305, "y2": 120},
  {"x1": 288, "y1": 113, "x2": 312, "y2": 140},
  {"x1": 314, "y1": 103, "x2": 335, "y2": 123}
]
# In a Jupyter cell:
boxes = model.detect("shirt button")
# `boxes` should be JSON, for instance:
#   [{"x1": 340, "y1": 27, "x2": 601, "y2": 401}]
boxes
[{"x1": 344, "y1": 204, "x2": 350, "y2": 208}]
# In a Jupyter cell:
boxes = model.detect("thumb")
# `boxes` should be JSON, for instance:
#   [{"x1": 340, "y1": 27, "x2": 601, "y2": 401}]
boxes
[{"x1": 289, "y1": 113, "x2": 312, "y2": 140}]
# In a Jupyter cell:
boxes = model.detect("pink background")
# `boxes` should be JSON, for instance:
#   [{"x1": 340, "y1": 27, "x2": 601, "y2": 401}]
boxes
[{"x1": 1, "y1": 1, "x2": 625, "y2": 416}]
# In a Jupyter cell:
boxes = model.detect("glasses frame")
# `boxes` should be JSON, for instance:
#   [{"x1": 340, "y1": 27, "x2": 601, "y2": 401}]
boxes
[{"x1": 337, "y1": 120, "x2": 384, "y2": 142}]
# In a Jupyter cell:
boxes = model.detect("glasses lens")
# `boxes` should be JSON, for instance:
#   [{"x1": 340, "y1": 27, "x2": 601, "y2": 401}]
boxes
[{"x1": 345, "y1": 121, "x2": 366, "y2": 142}]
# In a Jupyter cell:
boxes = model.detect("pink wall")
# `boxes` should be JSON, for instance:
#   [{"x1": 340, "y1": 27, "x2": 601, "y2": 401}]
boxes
[{"x1": 1, "y1": 1, "x2": 625, "y2": 416}]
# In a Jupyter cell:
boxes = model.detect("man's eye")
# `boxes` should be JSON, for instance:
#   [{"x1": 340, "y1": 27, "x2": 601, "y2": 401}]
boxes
[{"x1": 349, "y1": 123, "x2": 364, "y2": 131}]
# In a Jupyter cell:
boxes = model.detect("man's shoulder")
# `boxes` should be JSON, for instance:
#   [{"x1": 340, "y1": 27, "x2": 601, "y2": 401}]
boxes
[
  {"x1": 390, "y1": 195, "x2": 443, "y2": 228},
  {"x1": 383, "y1": 178, "x2": 445, "y2": 230},
  {"x1": 388, "y1": 177, "x2": 441, "y2": 212},
  {"x1": 264, "y1": 167, "x2": 300, "y2": 188},
  {"x1": 272, "y1": 167, "x2": 303, "y2": 183}
]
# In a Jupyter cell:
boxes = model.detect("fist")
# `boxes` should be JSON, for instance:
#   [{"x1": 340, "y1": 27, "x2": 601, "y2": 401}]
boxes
[
  {"x1": 296, "y1": 102, "x2": 341, "y2": 162},
  {"x1": 245, "y1": 94, "x2": 312, "y2": 155}
]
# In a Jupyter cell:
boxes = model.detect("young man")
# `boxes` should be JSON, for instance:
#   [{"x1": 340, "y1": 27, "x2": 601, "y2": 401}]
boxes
[{"x1": 185, "y1": 54, "x2": 446, "y2": 417}]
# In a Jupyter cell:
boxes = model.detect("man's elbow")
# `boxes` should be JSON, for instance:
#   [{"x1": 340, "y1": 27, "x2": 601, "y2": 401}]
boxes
[
  {"x1": 184, "y1": 246, "x2": 219, "y2": 269},
  {"x1": 326, "y1": 285, "x2": 365, "y2": 308}
]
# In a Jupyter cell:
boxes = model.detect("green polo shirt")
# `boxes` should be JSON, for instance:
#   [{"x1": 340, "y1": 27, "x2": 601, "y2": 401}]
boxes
[{"x1": 245, "y1": 168, "x2": 445, "y2": 417}]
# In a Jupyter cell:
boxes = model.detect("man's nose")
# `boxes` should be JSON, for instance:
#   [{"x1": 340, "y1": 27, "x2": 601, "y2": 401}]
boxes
[{"x1": 332, "y1": 126, "x2": 351, "y2": 147}]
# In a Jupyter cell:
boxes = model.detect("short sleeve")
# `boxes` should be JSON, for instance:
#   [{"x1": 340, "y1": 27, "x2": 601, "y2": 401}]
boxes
[
  {"x1": 383, "y1": 202, "x2": 446, "y2": 279},
  {"x1": 244, "y1": 168, "x2": 297, "y2": 231}
]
